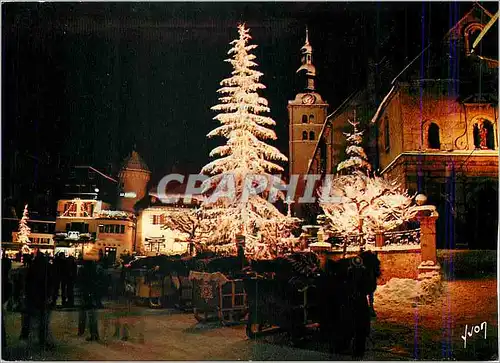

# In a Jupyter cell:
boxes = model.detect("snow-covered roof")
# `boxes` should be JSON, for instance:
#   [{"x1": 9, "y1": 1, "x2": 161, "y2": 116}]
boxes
[{"x1": 444, "y1": 2, "x2": 493, "y2": 41}]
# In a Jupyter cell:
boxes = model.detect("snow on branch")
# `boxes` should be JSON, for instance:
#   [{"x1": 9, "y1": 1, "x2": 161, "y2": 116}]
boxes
[
  {"x1": 321, "y1": 118, "x2": 417, "y2": 249},
  {"x1": 320, "y1": 171, "x2": 417, "y2": 242},
  {"x1": 198, "y1": 24, "x2": 294, "y2": 259}
]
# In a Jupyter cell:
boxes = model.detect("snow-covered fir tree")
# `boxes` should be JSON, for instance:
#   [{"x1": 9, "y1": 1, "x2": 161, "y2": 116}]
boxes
[
  {"x1": 336, "y1": 110, "x2": 372, "y2": 174},
  {"x1": 200, "y1": 24, "x2": 298, "y2": 258},
  {"x1": 320, "y1": 119, "x2": 416, "y2": 252},
  {"x1": 17, "y1": 204, "x2": 32, "y2": 245}
]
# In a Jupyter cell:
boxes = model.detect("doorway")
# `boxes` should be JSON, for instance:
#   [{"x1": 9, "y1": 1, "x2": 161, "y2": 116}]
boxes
[{"x1": 104, "y1": 247, "x2": 117, "y2": 264}]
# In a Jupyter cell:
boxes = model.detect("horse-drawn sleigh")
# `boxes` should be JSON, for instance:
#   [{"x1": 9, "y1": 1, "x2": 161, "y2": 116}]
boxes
[
  {"x1": 124, "y1": 248, "x2": 380, "y2": 358},
  {"x1": 243, "y1": 250, "x2": 380, "y2": 358}
]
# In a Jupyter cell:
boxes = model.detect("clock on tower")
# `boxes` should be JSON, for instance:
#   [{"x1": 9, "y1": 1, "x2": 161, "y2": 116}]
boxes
[{"x1": 302, "y1": 94, "x2": 316, "y2": 105}]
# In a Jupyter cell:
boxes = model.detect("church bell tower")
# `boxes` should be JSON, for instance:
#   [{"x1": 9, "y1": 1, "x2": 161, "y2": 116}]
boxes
[{"x1": 288, "y1": 28, "x2": 329, "y2": 211}]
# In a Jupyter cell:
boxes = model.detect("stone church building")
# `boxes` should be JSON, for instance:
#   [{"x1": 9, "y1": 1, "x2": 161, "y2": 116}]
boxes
[{"x1": 288, "y1": 4, "x2": 498, "y2": 248}]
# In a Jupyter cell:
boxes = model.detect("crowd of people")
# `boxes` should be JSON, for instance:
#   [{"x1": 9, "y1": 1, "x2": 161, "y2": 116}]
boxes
[{"x1": 1, "y1": 250, "x2": 112, "y2": 350}]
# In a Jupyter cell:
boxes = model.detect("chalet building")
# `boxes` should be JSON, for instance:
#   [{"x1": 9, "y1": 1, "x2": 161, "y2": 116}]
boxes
[
  {"x1": 54, "y1": 198, "x2": 135, "y2": 261},
  {"x1": 135, "y1": 179, "x2": 201, "y2": 256},
  {"x1": 53, "y1": 151, "x2": 153, "y2": 260}
]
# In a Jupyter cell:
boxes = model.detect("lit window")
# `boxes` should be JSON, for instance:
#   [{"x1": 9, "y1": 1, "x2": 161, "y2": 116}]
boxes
[
  {"x1": 473, "y1": 118, "x2": 495, "y2": 150},
  {"x1": 309, "y1": 114, "x2": 314, "y2": 123}
]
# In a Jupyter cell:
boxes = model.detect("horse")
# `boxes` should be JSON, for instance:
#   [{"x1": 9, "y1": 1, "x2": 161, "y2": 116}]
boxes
[{"x1": 316, "y1": 250, "x2": 381, "y2": 359}]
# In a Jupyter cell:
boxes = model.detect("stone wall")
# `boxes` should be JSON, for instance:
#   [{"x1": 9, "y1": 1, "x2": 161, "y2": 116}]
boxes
[
  {"x1": 376, "y1": 84, "x2": 498, "y2": 174},
  {"x1": 376, "y1": 249, "x2": 421, "y2": 284},
  {"x1": 319, "y1": 247, "x2": 422, "y2": 285}
]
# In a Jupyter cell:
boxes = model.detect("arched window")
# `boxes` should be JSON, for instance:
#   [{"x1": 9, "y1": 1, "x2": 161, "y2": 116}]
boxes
[
  {"x1": 464, "y1": 23, "x2": 484, "y2": 55},
  {"x1": 428, "y1": 123, "x2": 440, "y2": 149},
  {"x1": 473, "y1": 119, "x2": 495, "y2": 150},
  {"x1": 302, "y1": 131, "x2": 308, "y2": 140},
  {"x1": 301, "y1": 115, "x2": 307, "y2": 124},
  {"x1": 309, "y1": 114, "x2": 315, "y2": 123},
  {"x1": 384, "y1": 116, "x2": 390, "y2": 152},
  {"x1": 309, "y1": 131, "x2": 315, "y2": 140}
]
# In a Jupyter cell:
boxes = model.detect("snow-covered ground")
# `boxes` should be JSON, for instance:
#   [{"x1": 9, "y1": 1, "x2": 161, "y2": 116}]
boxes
[
  {"x1": 375, "y1": 274, "x2": 443, "y2": 306},
  {"x1": 2, "y1": 278, "x2": 497, "y2": 361}
]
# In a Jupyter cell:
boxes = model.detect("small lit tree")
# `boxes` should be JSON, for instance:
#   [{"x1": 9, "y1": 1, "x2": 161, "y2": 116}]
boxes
[
  {"x1": 17, "y1": 204, "x2": 32, "y2": 252},
  {"x1": 337, "y1": 111, "x2": 372, "y2": 175}
]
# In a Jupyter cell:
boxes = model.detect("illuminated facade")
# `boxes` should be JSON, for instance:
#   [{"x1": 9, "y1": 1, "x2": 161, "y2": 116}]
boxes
[
  {"x1": 54, "y1": 198, "x2": 136, "y2": 260},
  {"x1": 136, "y1": 205, "x2": 190, "y2": 256},
  {"x1": 290, "y1": 4, "x2": 498, "y2": 247},
  {"x1": 370, "y1": 4, "x2": 498, "y2": 248},
  {"x1": 135, "y1": 181, "x2": 202, "y2": 256}
]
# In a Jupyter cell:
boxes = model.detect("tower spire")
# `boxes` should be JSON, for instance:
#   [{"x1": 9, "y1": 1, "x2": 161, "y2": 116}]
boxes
[{"x1": 296, "y1": 26, "x2": 316, "y2": 91}]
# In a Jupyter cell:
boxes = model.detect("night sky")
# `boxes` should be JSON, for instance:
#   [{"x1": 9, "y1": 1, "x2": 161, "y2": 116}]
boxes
[{"x1": 2, "y1": 2, "x2": 495, "y2": 193}]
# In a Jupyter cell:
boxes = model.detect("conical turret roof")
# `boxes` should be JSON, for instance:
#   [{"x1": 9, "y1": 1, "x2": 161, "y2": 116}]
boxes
[{"x1": 121, "y1": 151, "x2": 150, "y2": 173}]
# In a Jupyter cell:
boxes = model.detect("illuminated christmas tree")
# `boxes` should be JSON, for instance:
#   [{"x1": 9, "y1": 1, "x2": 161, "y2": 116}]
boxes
[
  {"x1": 200, "y1": 24, "x2": 297, "y2": 258},
  {"x1": 336, "y1": 111, "x2": 372, "y2": 175},
  {"x1": 320, "y1": 120, "x2": 416, "y2": 253},
  {"x1": 17, "y1": 204, "x2": 32, "y2": 251}
]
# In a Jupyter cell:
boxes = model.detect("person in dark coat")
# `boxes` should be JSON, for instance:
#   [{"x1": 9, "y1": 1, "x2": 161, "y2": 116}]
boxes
[
  {"x1": 19, "y1": 251, "x2": 55, "y2": 348},
  {"x1": 52, "y1": 252, "x2": 66, "y2": 307},
  {"x1": 2, "y1": 252, "x2": 12, "y2": 350},
  {"x1": 63, "y1": 255, "x2": 77, "y2": 307},
  {"x1": 77, "y1": 259, "x2": 101, "y2": 341}
]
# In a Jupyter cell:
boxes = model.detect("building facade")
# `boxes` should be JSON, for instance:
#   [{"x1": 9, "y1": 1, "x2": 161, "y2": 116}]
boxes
[
  {"x1": 370, "y1": 4, "x2": 498, "y2": 248},
  {"x1": 54, "y1": 198, "x2": 135, "y2": 260},
  {"x1": 136, "y1": 205, "x2": 190, "y2": 256}
]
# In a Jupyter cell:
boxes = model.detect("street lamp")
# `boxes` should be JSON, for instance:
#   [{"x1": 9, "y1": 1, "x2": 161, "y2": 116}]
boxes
[{"x1": 284, "y1": 197, "x2": 295, "y2": 217}]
